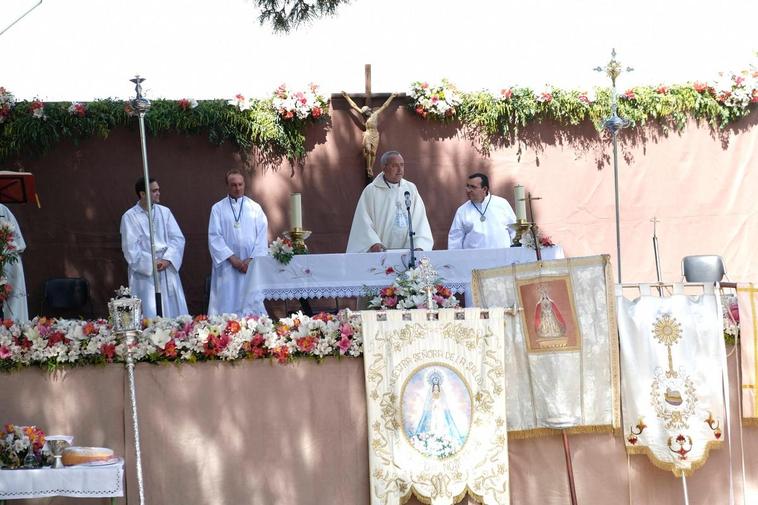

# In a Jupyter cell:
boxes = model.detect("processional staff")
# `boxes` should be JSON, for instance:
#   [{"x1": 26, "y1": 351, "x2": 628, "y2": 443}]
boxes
[{"x1": 130, "y1": 75, "x2": 162, "y2": 317}]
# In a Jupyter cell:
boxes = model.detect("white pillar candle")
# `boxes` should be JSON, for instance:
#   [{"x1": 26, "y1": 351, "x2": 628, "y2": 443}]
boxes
[
  {"x1": 513, "y1": 185, "x2": 527, "y2": 221},
  {"x1": 290, "y1": 193, "x2": 303, "y2": 229}
]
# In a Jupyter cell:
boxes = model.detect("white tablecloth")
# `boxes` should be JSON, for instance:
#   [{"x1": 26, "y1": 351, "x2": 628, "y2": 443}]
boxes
[
  {"x1": 241, "y1": 246, "x2": 564, "y2": 314},
  {"x1": 0, "y1": 459, "x2": 124, "y2": 500}
]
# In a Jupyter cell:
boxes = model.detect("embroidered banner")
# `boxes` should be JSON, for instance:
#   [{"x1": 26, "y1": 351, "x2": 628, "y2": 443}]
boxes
[
  {"x1": 737, "y1": 283, "x2": 758, "y2": 424},
  {"x1": 470, "y1": 255, "x2": 620, "y2": 438},
  {"x1": 617, "y1": 284, "x2": 726, "y2": 476},
  {"x1": 362, "y1": 308, "x2": 509, "y2": 505}
]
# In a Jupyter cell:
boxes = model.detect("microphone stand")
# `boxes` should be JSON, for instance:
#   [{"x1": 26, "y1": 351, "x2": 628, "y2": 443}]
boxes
[{"x1": 405, "y1": 197, "x2": 416, "y2": 269}]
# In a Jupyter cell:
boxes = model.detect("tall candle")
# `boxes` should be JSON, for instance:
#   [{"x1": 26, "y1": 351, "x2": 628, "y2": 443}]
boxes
[
  {"x1": 513, "y1": 185, "x2": 527, "y2": 221},
  {"x1": 290, "y1": 193, "x2": 302, "y2": 229}
]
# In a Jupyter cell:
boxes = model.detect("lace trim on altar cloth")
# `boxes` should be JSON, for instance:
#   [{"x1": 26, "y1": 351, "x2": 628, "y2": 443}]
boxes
[{"x1": 260, "y1": 282, "x2": 468, "y2": 300}]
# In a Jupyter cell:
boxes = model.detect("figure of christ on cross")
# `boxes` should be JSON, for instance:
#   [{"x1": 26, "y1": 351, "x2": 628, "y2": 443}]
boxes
[{"x1": 341, "y1": 90, "x2": 398, "y2": 178}]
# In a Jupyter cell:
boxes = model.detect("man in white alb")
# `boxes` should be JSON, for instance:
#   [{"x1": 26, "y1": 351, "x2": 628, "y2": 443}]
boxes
[
  {"x1": 346, "y1": 151, "x2": 433, "y2": 253},
  {"x1": 0, "y1": 204, "x2": 28, "y2": 322},
  {"x1": 208, "y1": 169, "x2": 268, "y2": 315},
  {"x1": 120, "y1": 177, "x2": 189, "y2": 318},
  {"x1": 447, "y1": 173, "x2": 516, "y2": 249}
]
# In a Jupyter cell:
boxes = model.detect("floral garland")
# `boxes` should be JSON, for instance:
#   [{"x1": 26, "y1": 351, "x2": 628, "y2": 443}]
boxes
[
  {"x1": 408, "y1": 79, "x2": 462, "y2": 120},
  {"x1": 1, "y1": 64, "x2": 756, "y2": 164},
  {"x1": 368, "y1": 265, "x2": 459, "y2": 310},
  {"x1": 0, "y1": 84, "x2": 330, "y2": 163},
  {"x1": 0, "y1": 310, "x2": 362, "y2": 373}
]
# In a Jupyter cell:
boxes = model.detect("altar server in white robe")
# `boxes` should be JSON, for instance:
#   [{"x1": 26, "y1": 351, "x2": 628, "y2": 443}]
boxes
[
  {"x1": 346, "y1": 151, "x2": 433, "y2": 253},
  {"x1": 208, "y1": 169, "x2": 268, "y2": 315},
  {"x1": 447, "y1": 173, "x2": 517, "y2": 249},
  {"x1": 0, "y1": 204, "x2": 28, "y2": 322},
  {"x1": 120, "y1": 177, "x2": 189, "y2": 318}
]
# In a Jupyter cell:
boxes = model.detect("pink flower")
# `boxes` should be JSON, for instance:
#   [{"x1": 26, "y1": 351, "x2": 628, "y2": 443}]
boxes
[
  {"x1": 734, "y1": 75, "x2": 745, "y2": 86},
  {"x1": 421, "y1": 82, "x2": 429, "y2": 89},
  {"x1": 385, "y1": 266, "x2": 395, "y2": 275},
  {"x1": 383, "y1": 296, "x2": 398, "y2": 308},
  {"x1": 178, "y1": 98, "x2": 190, "y2": 110},
  {"x1": 339, "y1": 323, "x2": 354, "y2": 338},
  {"x1": 0, "y1": 345, "x2": 11, "y2": 359},
  {"x1": 693, "y1": 81, "x2": 708, "y2": 93},
  {"x1": 656, "y1": 85, "x2": 668, "y2": 94},
  {"x1": 623, "y1": 89, "x2": 636, "y2": 100},
  {"x1": 537, "y1": 92, "x2": 553, "y2": 103},
  {"x1": 578, "y1": 94, "x2": 590, "y2": 104},
  {"x1": 100, "y1": 343, "x2": 116, "y2": 362},
  {"x1": 500, "y1": 88, "x2": 513, "y2": 99},
  {"x1": 751, "y1": 89, "x2": 758, "y2": 103},
  {"x1": 235, "y1": 93, "x2": 245, "y2": 102},
  {"x1": 338, "y1": 335, "x2": 352, "y2": 354},
  {"x1": 717, "y1": 91, "x2": 731, "y2": 103},
  {"x1": 311, "y1": 106, "x2": 322, "y2": 118}
]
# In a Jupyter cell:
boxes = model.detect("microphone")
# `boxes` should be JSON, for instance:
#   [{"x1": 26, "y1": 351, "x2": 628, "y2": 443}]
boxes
[{"x1": 404, "y1": 191, "x2": 411, "y2": 210}]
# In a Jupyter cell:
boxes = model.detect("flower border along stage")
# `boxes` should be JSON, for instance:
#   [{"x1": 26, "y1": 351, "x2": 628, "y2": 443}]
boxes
[{"x1": 0, "y1": 311, "x2": 362, "y2": 373}]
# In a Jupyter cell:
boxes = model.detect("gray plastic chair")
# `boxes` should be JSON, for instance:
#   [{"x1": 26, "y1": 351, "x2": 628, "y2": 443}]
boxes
[{"x1": 681, "y1": 255, "x2": 726, "y2": 283}]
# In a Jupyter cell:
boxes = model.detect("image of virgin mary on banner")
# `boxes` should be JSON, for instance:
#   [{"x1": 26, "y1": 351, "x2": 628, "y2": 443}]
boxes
[
  {"x1": 471, "y1": 255, "x2": 620, "y2": 437},
  {"x1": 362, "y1": 308, "x2": 509, "y2": 505}
]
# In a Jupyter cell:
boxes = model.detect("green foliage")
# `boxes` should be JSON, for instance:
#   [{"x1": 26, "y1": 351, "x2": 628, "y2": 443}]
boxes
[
  {"x1": 0, "y1": 97, "x2": 322, "y2": 164},
  {"x1": 254, "y1": 0, "x2": 348, "y2": 32}
]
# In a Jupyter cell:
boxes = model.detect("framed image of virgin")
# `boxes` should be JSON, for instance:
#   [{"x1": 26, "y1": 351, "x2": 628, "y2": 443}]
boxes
[{"x1": 516, "y1": 275, "x2": 581, "y2": 353}]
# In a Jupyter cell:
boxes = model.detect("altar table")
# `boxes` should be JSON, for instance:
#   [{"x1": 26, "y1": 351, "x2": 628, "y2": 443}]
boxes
[
  {"x1": 241, "y1": 246, "x2": 564, "y2": 314},
  {"x1": 0, "y1": 459, "x2": 124, "y2": 504}
]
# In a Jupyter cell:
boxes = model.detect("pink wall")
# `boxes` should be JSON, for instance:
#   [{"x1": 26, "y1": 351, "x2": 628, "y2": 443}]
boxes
[{"x1": 6, "y1": 97, "x2": 757, "y2": 315}]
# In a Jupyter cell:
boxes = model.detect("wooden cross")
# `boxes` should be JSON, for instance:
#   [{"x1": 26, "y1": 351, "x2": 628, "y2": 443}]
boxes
[
  {"x1": 525, "y1": 192, "x2": 543, "y2": 261},
  {"x1": 365, "y1": 64, "x2": 372, "y2": 109}
]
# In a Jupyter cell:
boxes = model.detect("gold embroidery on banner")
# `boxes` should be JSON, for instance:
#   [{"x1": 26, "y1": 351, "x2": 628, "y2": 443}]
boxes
[
  {"x1": 441, "y1": 322, "x2": 482, "y2": 350},
  {"x1": 650, "y1": 370, "x2": 697, "y2": 430},
  {"x1": 704, "y1": 411, "x2": 723, "y2": 439},
  {"x1": 379, "y1": 392, "x2": 400, "y2": 430},
  {"x1": 626, "y1": 417, "x2": 647, "y2": 446},
  {"x1": 653, "y1": 313, "x2": 682, "y2": 373},
  {"x1": 388, "y1": 323, "x2": 427, "y2": 351}
]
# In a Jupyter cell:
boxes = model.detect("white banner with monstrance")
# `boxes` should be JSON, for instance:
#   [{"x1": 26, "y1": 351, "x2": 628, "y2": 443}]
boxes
[{"x1": 361, "y1": 308, "x2": 509, "y2": 505}]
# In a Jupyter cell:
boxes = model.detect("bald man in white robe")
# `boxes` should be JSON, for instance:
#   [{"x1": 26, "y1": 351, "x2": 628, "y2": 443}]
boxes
[{"x1": 346, "y1": 151, "x2": 433, "y2": 253}]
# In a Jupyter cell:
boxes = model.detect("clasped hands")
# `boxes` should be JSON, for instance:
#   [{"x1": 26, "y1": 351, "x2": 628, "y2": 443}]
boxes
[
  {"x1": 156, "y1": 259, "x2": 172, "y2": 272},
  {"x1": 229, "y1": 255, "x2": 252, "y2": 273}
]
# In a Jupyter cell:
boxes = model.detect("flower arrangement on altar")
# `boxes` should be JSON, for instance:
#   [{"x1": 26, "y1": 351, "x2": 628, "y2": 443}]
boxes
[
  {"x1": 272, "y1": 83, "x2": 329, "y2": 121},
  {"x1": 269, "y1": 237, "x2": 295, "y2": 264},
  {"x1": 368, "y1": 265, "x2": 459, "y2": 310},
  {"x1": 408, "y1": 79, "x2": 462, "y2": 120},
  {"x1": 0, "y1": 424, "x2": 46, "y2": 469},
  {"x1": 269, "y1": 236, "x2": 308, "y2": 265},
  {"x1": 0, "y1": 218, "x2": 20, "y2": 304},
  {"x1": 520, "y1": 226, "x2": 555, "y2": 250},
  {"x1": 0, "y1": 310, "x2": 363, "y2": 372}
]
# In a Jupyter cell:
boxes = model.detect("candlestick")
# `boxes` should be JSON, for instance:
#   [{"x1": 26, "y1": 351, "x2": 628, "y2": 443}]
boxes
[
  {"x1": 514, "y1": 185, "x2": 526, "y2": 221},
  {"x1": 290, "y1": 193, "x2": 303, "y2": 229}
]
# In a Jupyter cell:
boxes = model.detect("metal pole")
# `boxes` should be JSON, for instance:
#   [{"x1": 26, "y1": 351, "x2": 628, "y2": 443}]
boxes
[
  {"x1": 131, "y1": 76, "x2": 162, "y2": 316},
  {"x1": 611, "y1": 131, "x2": 622, "y2": 283},
  {"x1": 595, "y1": 49, "x2": 633, "y2": 284},
  {"x1": 562, "y1": 430, "x2": 579, "y2": 505},
  {"x1": 125, "y1": 331, "x2": 147, "y2": 505}
]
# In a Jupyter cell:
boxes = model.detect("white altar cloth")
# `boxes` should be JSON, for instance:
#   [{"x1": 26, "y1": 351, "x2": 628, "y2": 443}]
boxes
[
  {"x1": 0, "y1": 459, "x2": 124, "y2": 500},
  {"x1": 241, "y1": 246, "x2": 564, "y2": 314}
]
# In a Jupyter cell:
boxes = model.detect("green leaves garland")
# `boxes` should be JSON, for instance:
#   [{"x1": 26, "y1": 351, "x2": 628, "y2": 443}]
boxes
[{"x1": 0, "y1": 93, "x2": 327, "y2": 164}]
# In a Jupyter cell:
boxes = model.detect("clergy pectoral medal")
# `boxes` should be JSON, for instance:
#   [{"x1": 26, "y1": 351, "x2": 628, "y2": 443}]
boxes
[
  {"x1": 234, "y1": 222, "x2": 240, "y2": 229},
  {"x1": 480, "y1": 215, "x2": 486, "y2": 222}
]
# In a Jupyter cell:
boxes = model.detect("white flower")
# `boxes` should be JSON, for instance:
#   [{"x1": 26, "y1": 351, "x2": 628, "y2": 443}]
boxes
[{"x1": 149, "y1": 327, "x2": 171, "y2": 349}]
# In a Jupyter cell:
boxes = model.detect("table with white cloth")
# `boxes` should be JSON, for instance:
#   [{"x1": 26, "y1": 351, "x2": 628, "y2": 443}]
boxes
[
  {"x1": 0, "y1": 459, "x2": 124, "y2": 504},
  {"x1": 242, "y1": 246, "x2": 565, "y2": 314}
]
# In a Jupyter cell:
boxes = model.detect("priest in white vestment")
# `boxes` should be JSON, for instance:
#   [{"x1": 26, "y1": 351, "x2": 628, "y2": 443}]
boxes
[
  {"x1": 208, "y1": 169, "x2": 268, "y2": 315},
  {"x1": 346, "y1": 151, "x2": 433, "y2": 253},
  {"x1": 120, "y1": 177, "x2": 188, "y2": 318},
  {"x1": 447, "y1": 173, "x2": 516, "y2": 249},
  {"x1": 0, "y1": 204, "x2": 28, "y2": 322}
]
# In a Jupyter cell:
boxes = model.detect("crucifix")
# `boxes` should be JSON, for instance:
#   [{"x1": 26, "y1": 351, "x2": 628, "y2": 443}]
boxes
[{"x1": 341, "y1": 64, "x2": 398, "y2": 179}]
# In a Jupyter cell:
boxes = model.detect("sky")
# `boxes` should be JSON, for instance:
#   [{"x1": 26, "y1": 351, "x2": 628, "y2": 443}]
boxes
[{"x1": 1, "y1": 0, "x2": 757, "y2": 101}]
